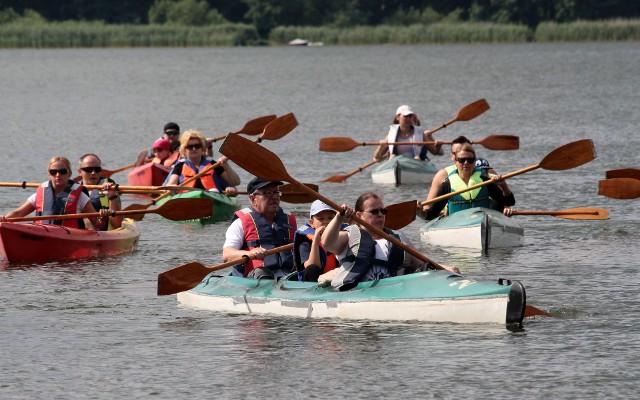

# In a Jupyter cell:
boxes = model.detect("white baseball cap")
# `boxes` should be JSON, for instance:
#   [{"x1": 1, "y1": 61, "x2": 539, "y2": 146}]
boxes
[
  {"x1": 309, "y1": 200, "x2": 334, "y2": 218},
  {"x1": 396, "y1": 105, "x2": 415, "y2": 116}
]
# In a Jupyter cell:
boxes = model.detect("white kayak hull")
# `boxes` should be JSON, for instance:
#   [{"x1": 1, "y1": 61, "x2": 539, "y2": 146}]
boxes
[{"x1": 420, "y1": 207, "x2": 524, "y2": 252}]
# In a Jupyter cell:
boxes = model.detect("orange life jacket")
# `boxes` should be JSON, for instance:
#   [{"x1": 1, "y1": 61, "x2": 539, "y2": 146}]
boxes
[{"x1": 34, "y1": 180, "x2": 85, "y2": 229}]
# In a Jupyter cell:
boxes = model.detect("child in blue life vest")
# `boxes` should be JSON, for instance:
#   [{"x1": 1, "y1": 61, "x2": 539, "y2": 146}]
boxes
[{"x1": 293, "y1": 200, "x2": 346, "y2": 282}]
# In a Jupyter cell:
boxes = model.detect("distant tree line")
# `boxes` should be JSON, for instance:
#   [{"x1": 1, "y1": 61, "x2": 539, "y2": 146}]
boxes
[{"x1": 2, "y1": 0, "x2": 639, "y2": 38}]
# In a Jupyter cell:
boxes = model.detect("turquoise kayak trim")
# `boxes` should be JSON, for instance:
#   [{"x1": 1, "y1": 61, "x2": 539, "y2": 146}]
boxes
[{"x1": 155, "y1": 190, "x2": 241, "y2": 225}]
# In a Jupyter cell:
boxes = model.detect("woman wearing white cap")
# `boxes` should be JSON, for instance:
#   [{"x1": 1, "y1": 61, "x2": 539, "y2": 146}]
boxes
[{"x1": 373, "y1": 105, "x2": 444, "y2": 162}]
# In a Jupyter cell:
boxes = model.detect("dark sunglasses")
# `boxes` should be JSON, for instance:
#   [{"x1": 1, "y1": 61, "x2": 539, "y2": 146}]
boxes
[
  {"x1": 363, "y1": 208, "x2": 388, "y2": 216},
  {"x1": 456, "y1": 157, "x2": 476, "y2": 164},
  {"x1": 185, "y1": 144, "x2": 202, "y2": 150},
  {"x1": 48, "y1": 168, "x2": 69, "y2": 176},
  {"x1": 165, "y1": 131, "x2": 179, "y2": 136},
  {"x1": 80, "y1": 166, "x2": 102, "y2": 174}
]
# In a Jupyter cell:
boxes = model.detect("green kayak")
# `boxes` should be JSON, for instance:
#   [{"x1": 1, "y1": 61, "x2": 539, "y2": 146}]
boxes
[
  {"x1": 177, "y1": 270, "x2": 526, "y2": 325},
  {"x1": 155, "y1": 190, "x2": 241, "y2": 225}
]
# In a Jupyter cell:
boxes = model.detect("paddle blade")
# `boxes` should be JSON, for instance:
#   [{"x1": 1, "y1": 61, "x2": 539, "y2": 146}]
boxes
[
  {"x1": 236, "y1": 114, "x2": 277, "y2": 135},
  {"x1": 220, "y1": 134, "x2": 291, "y2": 182},
  {"x1": 524, "y1": 305, "x2": 551, "y2": 318},
  {"x1": 122, "y1": 203, "x2": 148, "y2": 221},
  {"x1": 322, "y1": 174, "x2": 349, "y2": 183},
  {"x1": 155, "y1": 198, "x2": 213, "y2": 221},
  {"x1": 157, "y1": 262, "x2": 211, "y2": 295},
  {"x1": 476, "y1": 134, "x2": 520, "y2": 150},
  {"x1": 455, "y1": 99, "x2": 490, "y2": 121},
  {"x1": 539, "y1": 139, "x2": 596, "y2": 171},
  {"x1": 260, "y1": 113, "x2": 298, "y2": 141},
  {"x1": 385, "y1": 200, "x2": 418, "y2": 230},
  {"x1": 606, "y1": 168, "x2": 640, "y2": 180},
  {"x1": 557, "y1": 208, "x2": 609, "y2": 220},
  {"x1": 319, "y1": 137, "x2": 360, "y2": 152},
  {"x1": 598, "y1": 178, "x2": 640, "y2": 199},
  {"x1": 280, "y1": 183, "x2": 319, "y2": 204}
]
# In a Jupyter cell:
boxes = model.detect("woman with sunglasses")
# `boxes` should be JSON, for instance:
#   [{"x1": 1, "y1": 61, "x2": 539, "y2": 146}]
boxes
[
  {"x1": 421, "y1": 143, "x2": 515, "y2": 220},
  {"x1": 0, "y1": 156, "x2": 102, "y2": 229},
  {"x1": 165, "y1": 129, "x2": 241, "y2": 195},
  {"x1": 321, "y1": 192, "x2": 459, "y2": 291}
]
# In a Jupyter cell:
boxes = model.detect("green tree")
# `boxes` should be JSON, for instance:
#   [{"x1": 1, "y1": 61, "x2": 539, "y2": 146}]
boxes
[{"x1": 148, "y1": 0, "x2": 228, "y2": 25}]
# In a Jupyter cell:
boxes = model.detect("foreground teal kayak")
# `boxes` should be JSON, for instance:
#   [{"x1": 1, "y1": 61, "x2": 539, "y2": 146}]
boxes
[
  {"x1": 176, "y1": 270, "x2": 526, "y2": 325},
  {"x1": 371, "y1": 155, "x2": 439, "y2": 185},
  {"x1": 155, "y1": 190, "x2": 241, "y2": 224}
]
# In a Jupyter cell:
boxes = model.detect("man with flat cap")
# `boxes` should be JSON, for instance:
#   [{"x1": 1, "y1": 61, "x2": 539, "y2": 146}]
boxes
[{"x1": 223, "y1": 177, "x2": 297, "y2": 279}]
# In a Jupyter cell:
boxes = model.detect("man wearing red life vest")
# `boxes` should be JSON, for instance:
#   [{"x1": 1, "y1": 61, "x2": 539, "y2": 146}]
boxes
[{"x1": 223, "y1": 177, "x2": 297, "y2": 279}]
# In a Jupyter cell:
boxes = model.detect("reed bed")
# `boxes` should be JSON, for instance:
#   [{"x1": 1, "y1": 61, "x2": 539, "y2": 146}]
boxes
[
  {"x1": 0, "y1": 22, "x2": 259, "y2": 48},
  {"x1": 535, "y1": 19, "x2": 640, "y2": 42},
  {"x1": 0, "y1": 19, "x2": 638, "y2": 48},
  {"x1": 270, "y1": 23, "x2": 533, "y2": 45}
]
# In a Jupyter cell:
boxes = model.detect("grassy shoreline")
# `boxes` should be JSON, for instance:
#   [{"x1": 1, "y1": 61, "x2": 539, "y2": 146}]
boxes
[{"x1": 1, "y1": 19, "x2": 638, "y2": 48}]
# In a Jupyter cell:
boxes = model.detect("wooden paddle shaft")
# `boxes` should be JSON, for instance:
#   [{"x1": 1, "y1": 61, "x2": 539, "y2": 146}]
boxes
[{"x1": 205, "y1": 244, "x2": 293, "y2": 272}]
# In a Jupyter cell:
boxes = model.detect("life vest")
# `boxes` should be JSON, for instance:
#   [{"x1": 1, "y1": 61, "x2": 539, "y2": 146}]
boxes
[
  {"x1": 34, "y1": 180, "x2": 86, "y2": 229},
  {"x1": 175, "y1": 158, "x2": 228, "y2": 192},
  {"x1": 331, "y1": 225, "x2": 411, "y2": 289},
  {"x1": 231, "y1": 207, "x2": 297, "y2": 277},
  {"x1": 293, "y1": 223, "x2": 346, "y2": 281},
  {"x1": 446, "y1": 167, "x2": 492, "y2": 215},
  {"x1": 81, "y1": 177, "x2": 116, "y2": 231},
  {"x1": 153, "y1": 150, "x2": 179, "y2": 168},
  {"x1": 387, "y1": 124, "x2": 424, "y2": 159}
]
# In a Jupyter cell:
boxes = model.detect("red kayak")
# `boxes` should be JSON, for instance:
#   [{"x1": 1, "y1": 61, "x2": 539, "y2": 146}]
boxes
[
  {"x1": 0, "y1": 219, "x2": 140, "y2": 263},
  {"x1": 127, "y1": 162, "x2": 171, "y2": 187}
]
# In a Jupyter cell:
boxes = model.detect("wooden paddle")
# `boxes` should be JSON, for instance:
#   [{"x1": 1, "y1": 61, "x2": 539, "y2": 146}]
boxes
[
  {"x1": 322, "y1": 100, "x2": 491, "y2": 183},
  {"x1": 419, "y1": 139, "x2": 597, "y2": 207},
  {"x1": 428, "y1": 98, "x2": 490, "y2": 136},
  {"x1": 598, "y1": 178, "x2": 640, "y2": 199},
  {"x1": 233, "y1": 183, "x2": 320, "y2": 204},
  {"x1": 322, "y1": 159, "x2": 380, "y2": 183},
  {"x1": 512, "y1": 207, "x2": 609, "y2": 220},
  {"x1": 209, "y1": 114, "x2": 277, "y2": 142},
  {"x1": 157, "y1": 244, "x2": 294, "y2": 295},
  {"x1": 4, "y1": 198, "x2": 213, "y2": 223},
  {"x1": 219, "y1": 133, "x2": 446, "y2": 270},
  {"x1": 0, "y1": 182, "x2": 197, "y2": 194},
  {"x1": 157, "y1": 200, "x2": 420, "y2": 296},
  {"x1": 605, "y1": 168, "x2": 640, "y2": 180},
  {"x1": 320, "y1": 134, "x2": 519, "y2": 152}
]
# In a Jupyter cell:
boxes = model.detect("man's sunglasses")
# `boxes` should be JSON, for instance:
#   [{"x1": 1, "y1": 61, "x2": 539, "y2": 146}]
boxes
[{"x1": 80, "y1": 167, "x2": 102, "y2": 174}]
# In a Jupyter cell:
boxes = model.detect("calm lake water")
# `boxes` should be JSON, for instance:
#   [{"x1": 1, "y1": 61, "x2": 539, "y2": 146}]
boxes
[{"x1": 1, "y1": 42, "x2": 639, "y2": 399}]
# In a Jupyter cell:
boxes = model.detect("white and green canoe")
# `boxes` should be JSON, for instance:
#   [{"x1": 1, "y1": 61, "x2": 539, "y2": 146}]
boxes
[
  {"x1": 371, "y1": 155, "x2": 439, "y2": 185},
  {"x1": 420, "y1": 207, "x2": 524, "y2": 252},
  {"x1": 176, "y1": 270, "x2": 526, "y2": 325},
  {"x1": 155, "y1": 190, "x2": 241, "y2": 225}
]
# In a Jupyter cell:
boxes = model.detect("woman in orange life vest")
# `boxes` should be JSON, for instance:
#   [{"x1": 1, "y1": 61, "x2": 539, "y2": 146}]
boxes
[
  {"x1": 165, "y1": 129, "x2": 240, "y2": 195},
  {"x1": 293, "y1": 200, "x2": 349, "y2": 282},
  {"x1": 0, "y1": 156, "x2": 105, "y2": 229}
]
